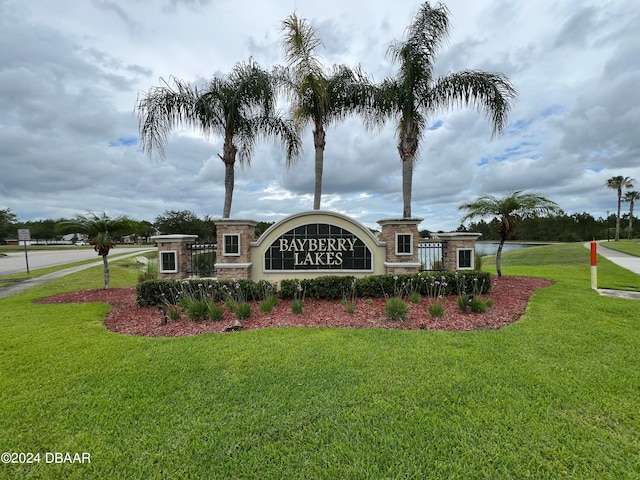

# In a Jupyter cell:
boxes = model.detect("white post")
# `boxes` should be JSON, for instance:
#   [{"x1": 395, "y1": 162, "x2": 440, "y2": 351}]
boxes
[{"x1": 590, "y1": 241, "x2": 597, "y2": 290}]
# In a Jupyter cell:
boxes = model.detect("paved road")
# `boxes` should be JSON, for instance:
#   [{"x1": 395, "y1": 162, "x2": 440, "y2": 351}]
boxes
[
  {"x1": 0, "y1": 247, "x2": 156, "y2": 299},
  {"x1": 0, "y1": 247, "x2": 151, "y2": 276}
]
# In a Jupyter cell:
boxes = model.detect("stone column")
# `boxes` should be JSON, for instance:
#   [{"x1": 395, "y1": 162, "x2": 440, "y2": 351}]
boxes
[
  {"x1": 377, "y1": 218, "x2": 423, "y2": 275},
  {"x1": 214, "y1": 219, "x2": 257, "y2": 281},
  {"x1": 151, "y1": 234, "x2": 198, "y2": 280},
  {"x1": 436, "y1": 232, "x2": 482, "y2": 272}
]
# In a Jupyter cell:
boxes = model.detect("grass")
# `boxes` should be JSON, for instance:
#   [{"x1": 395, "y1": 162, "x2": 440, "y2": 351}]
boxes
[
  {"x1": 482, "y1": 242, "x2": 640, "y2": 292},
  {"x1": 598, "y1": 238, "x2": 640, "y2": 256},
  {"x1": 1, "y1": 245, "x2": 640, "y2": 478}
]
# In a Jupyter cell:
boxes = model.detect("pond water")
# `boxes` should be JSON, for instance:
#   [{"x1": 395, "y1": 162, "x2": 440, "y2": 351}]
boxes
[{"x1": 476, "y1": 242, "x2": 544, "y2": 257}]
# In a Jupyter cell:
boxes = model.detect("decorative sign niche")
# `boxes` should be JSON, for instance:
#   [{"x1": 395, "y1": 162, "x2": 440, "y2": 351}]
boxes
[{"x1": 264, "y1": 223, "x2": 372, "y2": 271}]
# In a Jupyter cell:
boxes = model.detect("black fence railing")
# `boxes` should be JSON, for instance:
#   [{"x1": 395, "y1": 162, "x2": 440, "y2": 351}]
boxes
[
  {"x1": 418, "y1": 241, "x2": 445, "y2": 271},
  {"x1": 187, "y1": 243, "x2": 216, "y2": 277}
]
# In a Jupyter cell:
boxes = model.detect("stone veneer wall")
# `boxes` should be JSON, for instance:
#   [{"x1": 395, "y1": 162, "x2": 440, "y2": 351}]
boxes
[
  {"x1": 437, "y1": 232, "x2": 482, "y2": 272},
  {"x1": 152, "y1": 215, "x2": 481, "y2": 282},
  {"x1": 152, "y1": 234, "x2": 198, "y2": 280},
  {"x1": 214, "y1": 219, "x2": 257, "y2": 281},
  {"x1": 377, "y1": 218, "x2": 423, "y2": 275}
]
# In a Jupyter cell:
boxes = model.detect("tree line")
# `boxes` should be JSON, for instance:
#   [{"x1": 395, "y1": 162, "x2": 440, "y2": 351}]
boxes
[
  {"x1": 3, "y1": 206, "x2": 635, "y2": 246},
  {"x1": 457, "y1": 211, "x2": 633, "y2": 242},
  {"x1": 0, "y1": 208, "x2": 276, "y2": 244}
]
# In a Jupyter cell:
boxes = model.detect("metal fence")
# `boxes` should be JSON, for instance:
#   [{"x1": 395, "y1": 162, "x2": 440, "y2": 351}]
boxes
[
  {"x1": 418, "y1": 241, "x2": 445, "y2": 271},
  {"x1": 187, "y1": 243, "x2": 216, "y2": 277},
  {"x1": 185, "y1": 242, "x2": 443, "y2": 277}
]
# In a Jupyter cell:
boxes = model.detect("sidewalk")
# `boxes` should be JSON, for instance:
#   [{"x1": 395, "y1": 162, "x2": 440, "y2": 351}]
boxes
[
  {"x1": 585, "y1": 241, "x2": 640, "y2": 301},
  {"x1": 0, "y1": 249, "x2": 155, "y2": 300}
]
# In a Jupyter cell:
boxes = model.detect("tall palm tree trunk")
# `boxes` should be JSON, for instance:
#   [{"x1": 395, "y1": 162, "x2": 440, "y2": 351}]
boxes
[
  {"x1": 401, "y1": 158, "x2": 414, "y2": 218},
  {"x1": 102, "y1": 254, "x2": 110, "y2": 289},
  {"x1": 220, "y1": 140, "x2": 237, "y2": 218},
  {"x1": 398, "y1": 126, "x2": 419, "y2": 218},
  {"x1": 628, "y1": 200, "x2": 635, "y2": 240},
  {"x1": 313, "y1": 125, "x2": 326, "y2": 210},
  {"x1": 615, "y1": 189, "x2": 622, "y2": 241},
  {"x1": 496, "y1": 236, "x2": 506, "y2": 278}
]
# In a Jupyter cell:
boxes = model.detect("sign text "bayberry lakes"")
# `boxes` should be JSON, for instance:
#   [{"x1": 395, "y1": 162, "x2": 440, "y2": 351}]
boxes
[{"x1": 278, "y1": 237, "x2": 357, "y2": 266}]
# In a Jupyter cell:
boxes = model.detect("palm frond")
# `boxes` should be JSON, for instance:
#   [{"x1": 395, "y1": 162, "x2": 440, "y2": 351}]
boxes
[
  {"x1": 136, "y1": 76, "x2": 200, "y2": 159},
  {"x1": 280, "y1": 13, "x2": 325, "y2": 78},
  {"x1": 427, "y1": 70, "x2": 517, "y2": 137},
  {"x1": 459, "y1": 190, "x2": 559, "y2": 224}
]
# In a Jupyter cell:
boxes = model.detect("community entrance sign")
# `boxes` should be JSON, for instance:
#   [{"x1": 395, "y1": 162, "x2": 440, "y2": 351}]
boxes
[
  {"x1": 264, "y1": 223, "x2": 372, "y2": 271},
  {"x1": 152, "y1": 210, "x2": 481, "y2": 282}
]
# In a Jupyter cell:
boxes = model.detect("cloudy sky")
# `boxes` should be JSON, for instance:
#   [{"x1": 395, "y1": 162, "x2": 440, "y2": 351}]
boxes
[{"x1": 1, "y1": 0, "x2": 638, "y2": 232}]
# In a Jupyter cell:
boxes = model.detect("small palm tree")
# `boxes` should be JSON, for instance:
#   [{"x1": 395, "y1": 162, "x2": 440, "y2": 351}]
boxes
[
  {"x1": 369, "y1": 1, "x2": 517, "y2": 218},
  {"x1": 459, "y1": 191, "x2": 559, "y2": 277},
  {"x1": 623, "y1": 190, "x2": 640, "y2": 239},
  {"x1": 279, "y1": 13, "x2": 371, "y2": 210},
  {"x1": 56, "y1": 213, "x2": 135, "y2": 289},
  {"x1": 136, "y1": 60, "x2": 301, "y2": 218},
  {"x1": 605, "y1": 176, "x2": 635, "y2": 241}
]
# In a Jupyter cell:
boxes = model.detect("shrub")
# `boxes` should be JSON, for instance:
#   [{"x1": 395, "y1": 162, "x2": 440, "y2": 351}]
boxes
[
  {"x1": 342, "y1": 300, "x2": 356, "y2": 314},
  {"x1": 185, "y1": 299, "x2": 209, "y2": 322},
  {"x1": 280, "y1": 276, "x2": 354, "y2": 300},
  {"x1": 409, "y1": 292, "x2": 422, "y2": 303},
  {"x1": 457, "y1": 295, "x2": 469, "y2": 312},
  {"x1": 136, "y1": 272, "x2": 492, "y2": 307},
  {"x1": 168, "y1": 305, "x2": 181, "y2": 321},
  {"x1": 208, "y1": 304, "x2": 225, "y2": 321},
  {"x1": 137, "y1": 258, "x2": 158, "y2": 283},
  {"x1": 470, "y1": 297, "x2": 493, "y2": 313},
  {"x1": 428, "y1": 303, "x2": 445, "y2": 318},
  {"x1": 385, "y1": 297, "x2": 409, "y2": 322},
  {"x1": 234, "y1": 302, "x2": 252, "y2": 320},
  {"x1": 291, "y1": 299, "x2": 304, "y2": 314},
  {"x1": 457, "y1": 295, "x2": 494, "y2": 313},
  {"x1": 259, "y1": 295, "x2": 278, "y2": 313}
]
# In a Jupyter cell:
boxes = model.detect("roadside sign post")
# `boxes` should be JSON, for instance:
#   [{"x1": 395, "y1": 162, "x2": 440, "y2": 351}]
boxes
[
  {"x1": 590, "y1": 240, "x2": 597, "y2": 290},
  {"x1": 17, "y1": 229, "x2": 31, "y2": 274}
]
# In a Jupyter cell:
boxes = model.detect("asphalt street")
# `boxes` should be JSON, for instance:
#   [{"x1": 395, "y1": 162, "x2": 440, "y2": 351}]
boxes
[
  {"x1": 0, "y1": 247, "x2": 156, "y2": 299},
  {"x1": 0, "y1": 247, "x2": 148, "y2": 276}
]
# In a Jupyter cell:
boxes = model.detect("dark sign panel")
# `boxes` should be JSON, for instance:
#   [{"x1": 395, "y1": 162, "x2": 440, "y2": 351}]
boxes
[{"x1": 264, "y1": 223, "x2": 372, "y2": 271}]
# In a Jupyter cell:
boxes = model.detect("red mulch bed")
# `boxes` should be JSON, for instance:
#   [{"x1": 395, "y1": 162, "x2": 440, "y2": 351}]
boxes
[{"x1": 36, "y1": 276, "x2": 553, "y2": 337}]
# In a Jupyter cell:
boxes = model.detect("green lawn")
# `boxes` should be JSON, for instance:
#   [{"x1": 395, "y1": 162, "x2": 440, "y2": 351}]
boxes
[
  {"x1": 598, "y1": 238, "x2": 640, "y2": 257},
  {"x1": 1, "y1": 244, "x2": 639, "y2": 479}
]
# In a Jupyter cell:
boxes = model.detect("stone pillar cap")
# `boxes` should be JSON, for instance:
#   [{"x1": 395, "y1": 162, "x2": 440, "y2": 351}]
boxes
[
  {"x1": 151, "y1": 234, "x2": 198, "y2": 242},
  {"x1": 377, "y1": 218, "x2": 424, "y2": 226},
  {"x1": 213, "y1": 218, "x2": 258, "y2": 226},
  {"x1": 436, "y1": 232, "x2": 482, "y2": 240}
]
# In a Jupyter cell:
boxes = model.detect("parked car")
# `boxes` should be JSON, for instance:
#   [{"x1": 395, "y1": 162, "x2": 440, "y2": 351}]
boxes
[{"x1": 75, "y1": 241, "x2": 89, "y2": 246}]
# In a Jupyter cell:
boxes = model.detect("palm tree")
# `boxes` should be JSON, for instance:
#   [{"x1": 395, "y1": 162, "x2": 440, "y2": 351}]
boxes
[
  {"x1": 56, "y1": 213, "x2": 135, "y2": 289},
  {"x1": 459, "y1": 191, "x2": 559, "y2": 277},
  {"x1": 623, "y1": 190, "x2": 640, "y2": 239},
  {"x1": 605, "y1": 176, "x2": 635, "y2": 241},
  {"x1": 136, "y1": 60, "x2": 301, "y2": 218},
  {"x1": 279, "y1": 13, "x2": 371, "y2": 210},
  {"x1": 369, "y1": 1, "x2": 517, "y2": 218}
]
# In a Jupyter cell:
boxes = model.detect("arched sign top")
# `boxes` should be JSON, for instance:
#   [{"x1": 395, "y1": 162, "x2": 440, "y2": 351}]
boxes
[
  {"x1": 253, "y1": 211, "x2": 384, "y2": 273},
  {"x1": 252, "y1": 210, "x2": 384, "y2": 248}
]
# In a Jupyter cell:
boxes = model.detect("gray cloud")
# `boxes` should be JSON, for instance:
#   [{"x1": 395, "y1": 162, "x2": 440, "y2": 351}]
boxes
[{"x1": 1, "y1": 0, "x2": 638, "y2": 232}]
